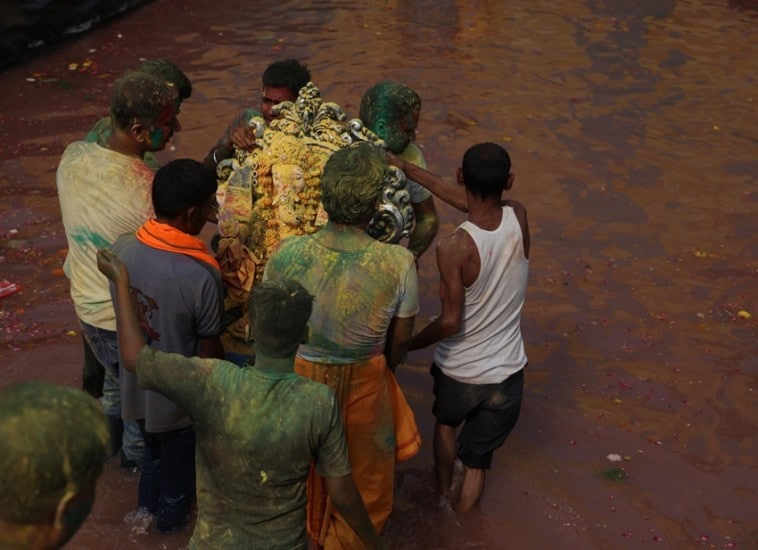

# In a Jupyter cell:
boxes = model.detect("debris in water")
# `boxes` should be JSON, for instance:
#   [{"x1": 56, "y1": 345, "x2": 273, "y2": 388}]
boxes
[{"x1": 597, "y1": 467, "x2": 627, "y2": 482}]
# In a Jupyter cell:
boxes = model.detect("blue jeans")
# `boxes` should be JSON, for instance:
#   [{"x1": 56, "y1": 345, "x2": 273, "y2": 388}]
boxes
[
  {"x1": 79, "y1": 320, "x2": 144, "y2": 462},
  {"x1": 138, "y1": 422, "x2": 196, "y2": 533}
]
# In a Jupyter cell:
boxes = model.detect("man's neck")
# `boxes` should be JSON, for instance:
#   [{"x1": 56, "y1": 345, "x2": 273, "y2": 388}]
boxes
[
  {"x1": 313, "y1": 221, "x2": 374, "y2": 252},
  {"x1": 154, "y1": 216, "x2": 190, "y2": 234},
  {"x1": 105, "y1": 129, "x2": 144, "y2": 160},
  {"x1": 252, "y1": 352, "x2": 296, "y2": 376},
  {"x1": 466, "y1": 197, "x2": 504, "y2": 231}
]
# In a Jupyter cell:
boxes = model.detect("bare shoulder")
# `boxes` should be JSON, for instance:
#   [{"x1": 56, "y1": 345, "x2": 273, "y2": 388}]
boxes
[
  {"x1": 501, "y1": 199, "x2": 527, "y2": 216},
  {"x1": 502, "y1": 200, "x2": 528, "y2": 227},
  {"x1": 501, "y1": 200, "x2": 530, "y2": 259},
  {"x1": 438, "y1": 228, "x2": 474, "y2": 251},
  {"x1": 437, "y1": 228, "x2": 476, "y2": 263}
]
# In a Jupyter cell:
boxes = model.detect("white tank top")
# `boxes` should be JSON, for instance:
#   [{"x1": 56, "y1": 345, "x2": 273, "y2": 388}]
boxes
[{"x1": 433, "y1": 206, "x2": 528, "y2": 384}]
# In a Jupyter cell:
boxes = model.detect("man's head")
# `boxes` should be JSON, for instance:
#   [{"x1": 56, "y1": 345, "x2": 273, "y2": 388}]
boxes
[
  {"x1": 109, "y1": 69, "x2": 182, "y2": 152},
  {"x1": 138, "y1": 58, "x2": 192, "y2": 104},
  {"x1": 459, "y1": 142, "x2": 513, "y2": 201},
  {"x1": 359, "y1": 81, "x2": 421, "y2": 154},
  {"x1": 247, "y1": 279, "x2": 314, "y2": 358},
  {"x1": 0, "y1": 381, "x2": 110, "y2": 549},
  {"x1": 321, "y1": 142, "x2": 388, "y2": 225},
  {"x1": 152, "y1": 159, "x2": 218, "y2": 235},
  {"x1": 260, "y1": 59, "x2": 311, "y2": 123}
]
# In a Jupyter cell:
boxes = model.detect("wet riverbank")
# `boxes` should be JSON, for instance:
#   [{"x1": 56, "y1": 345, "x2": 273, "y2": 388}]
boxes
[{"x1": 1, "y1": 1, "x2": 755, "y2": 548}]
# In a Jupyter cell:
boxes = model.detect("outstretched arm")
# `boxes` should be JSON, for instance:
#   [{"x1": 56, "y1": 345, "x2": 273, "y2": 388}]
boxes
[
  {"x1": 96, "y1": 249, "x2": 146, "y2": 372},
  {"x1": 326, "y1": 474, "x2": 388, "y2": 550},
  {"x1": 410, "y1": 232, "x2": 468, "y2": 350},
  {"x1": 389, "y1": 153, "x2": 468, "y2": 212}
]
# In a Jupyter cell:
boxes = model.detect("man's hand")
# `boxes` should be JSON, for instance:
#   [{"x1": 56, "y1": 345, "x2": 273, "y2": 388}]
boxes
[
  {"x1": 326, "y1": 474, "x2": 388, "y2": 550},
  {"x1": 229, "y1": 125, "x2": 257, "y2": 151},
  {"x1": 97, "y1": 249, "x2": 128, "y2": 283}
]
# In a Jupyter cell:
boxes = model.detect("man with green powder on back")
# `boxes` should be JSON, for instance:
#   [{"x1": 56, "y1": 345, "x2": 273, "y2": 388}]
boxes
[{"x1": 97, "y1": 247, "x2": 386, "y2": 549}]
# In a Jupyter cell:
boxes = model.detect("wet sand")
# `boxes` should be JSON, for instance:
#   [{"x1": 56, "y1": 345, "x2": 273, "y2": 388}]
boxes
[{"x1": 0, "y1": 1, "x2": 756, "y2": 548}]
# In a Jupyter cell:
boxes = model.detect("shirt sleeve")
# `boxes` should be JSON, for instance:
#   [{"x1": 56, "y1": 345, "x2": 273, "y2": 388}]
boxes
[
  {"x1": 314, "y1": 391, "x2": 352, "y2": 478},
  {"x1": 395, "y1": 256, "x2": 419, "y2": 318},
  {"x1": 192, "y1": 268, "x2": 224, "y2": 338},
  {"x1": 136, "y1": 347, "x2": 214, "y2": 420},
  {"x1": 399, "y1": 144, "x2": 432, "y2": 203}
]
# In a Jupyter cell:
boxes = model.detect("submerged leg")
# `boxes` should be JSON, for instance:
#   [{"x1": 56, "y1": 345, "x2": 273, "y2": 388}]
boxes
[
  {"x1": 456, "y1": 466, "x2": 485, "y2": 513},
  {"x1": 433, "y1": 422, "x2": 457, "y2": 503}
]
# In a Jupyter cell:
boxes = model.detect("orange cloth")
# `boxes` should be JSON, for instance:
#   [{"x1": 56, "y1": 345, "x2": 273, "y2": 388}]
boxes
[
  {"x1": 135, "y1": 220, "x2": 220, "y2": 271},
  {"x1": 295, "y1": 355, "x2": 421, "y2": 549}
]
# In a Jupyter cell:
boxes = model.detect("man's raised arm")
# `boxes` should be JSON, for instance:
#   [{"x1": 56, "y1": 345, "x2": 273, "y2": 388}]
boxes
[
  {"x1": 96, "y1": 249, "x2": 146, "y2": 372},
  {"x1": 388, "y1": 153, "x2": 468, "y2": 212}
]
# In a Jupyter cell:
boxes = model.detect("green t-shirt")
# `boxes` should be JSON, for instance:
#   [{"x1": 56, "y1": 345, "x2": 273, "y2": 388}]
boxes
[
  {"x1": 136, "y1": 347, "x2": 351, "y2": 549},
  {"x1": 263, "y1": 234, "x2": 419, "y2": 364}
]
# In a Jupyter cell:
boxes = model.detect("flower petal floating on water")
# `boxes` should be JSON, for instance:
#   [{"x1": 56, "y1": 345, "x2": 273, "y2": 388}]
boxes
[{"x1": 606, "y1": 453, "x2": 623, "y2": 462}]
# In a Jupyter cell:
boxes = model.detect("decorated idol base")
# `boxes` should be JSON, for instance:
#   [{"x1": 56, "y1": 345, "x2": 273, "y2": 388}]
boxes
[{"x1": 215, "y1": 82, "x2": 414, "y2": 305}]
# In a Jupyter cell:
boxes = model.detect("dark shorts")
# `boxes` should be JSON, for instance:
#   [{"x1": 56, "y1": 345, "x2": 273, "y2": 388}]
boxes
[{"x1": 431, "y1": 363, "x2": 524, "y2": 470}]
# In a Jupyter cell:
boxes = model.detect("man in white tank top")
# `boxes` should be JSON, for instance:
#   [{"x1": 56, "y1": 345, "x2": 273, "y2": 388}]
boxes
[{"x1": 410, "y1": 142, "x2": 530, "y2": 513}]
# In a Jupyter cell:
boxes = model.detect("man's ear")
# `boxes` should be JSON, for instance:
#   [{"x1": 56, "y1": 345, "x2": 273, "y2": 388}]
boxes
[
  {"x1": 374, "y1": 118, "x2": 388, "y2": 139},
  {"x1": 302, "y1": 325, "x2": 311, "y2": 345},
  {"x1": 50, "y1": 487, "x2": 94, "y2": 549},
  {"x1": 505, "y1": 173, "x2": 515, "y2": 191},
  {"x1": 456, "y1": 167, "x2": 464, "y2": 185},
  {"x1": 130, "y1": 122, "x2": 149, "y2": 145}
]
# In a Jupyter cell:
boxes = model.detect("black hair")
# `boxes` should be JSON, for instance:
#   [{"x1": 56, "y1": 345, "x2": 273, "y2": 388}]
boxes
[
  {"x1": 152, "y1": 159, "x2": 217, "y2": 218},
  {"x1": 262, "y1": 59, "x2": 311, "y2": 96},
  {"x1": 247, "y1": 279, "x2": 314, "y2": 358},
  {"x1": 461, "y1": 142, "x2": 512, "y2": 200}
]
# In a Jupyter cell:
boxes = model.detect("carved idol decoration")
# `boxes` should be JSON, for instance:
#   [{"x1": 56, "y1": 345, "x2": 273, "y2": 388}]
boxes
[{"x1": 215, "y1": 82, "x2": 414, "y2": 303}]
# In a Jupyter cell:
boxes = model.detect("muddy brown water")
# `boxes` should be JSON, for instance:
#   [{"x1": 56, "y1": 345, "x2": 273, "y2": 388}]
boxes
[{"x1": 0, "y1": 1, "x2": 756, "y2": 548}]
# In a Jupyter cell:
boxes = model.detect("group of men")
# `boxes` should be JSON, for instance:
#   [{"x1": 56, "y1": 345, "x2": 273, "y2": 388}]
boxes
[{"x1": 0, "y1": 57, "x2": 530, "y2": 549}]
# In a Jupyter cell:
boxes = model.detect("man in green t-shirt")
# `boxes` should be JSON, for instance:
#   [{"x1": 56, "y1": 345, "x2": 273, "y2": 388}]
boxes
[{"x1": 98, "y1": 249, "x2": 386, "y2": 549}]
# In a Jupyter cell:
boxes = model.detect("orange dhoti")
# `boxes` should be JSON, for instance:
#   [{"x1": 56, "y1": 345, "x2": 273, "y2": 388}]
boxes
[{"x1": 294, "y1": 354, "x2": 422, "y2": 549}]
